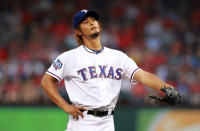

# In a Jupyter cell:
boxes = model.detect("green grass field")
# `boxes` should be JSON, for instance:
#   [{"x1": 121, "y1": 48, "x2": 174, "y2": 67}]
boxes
[{"x1": 0, "y1": 107, "x2": 69, "y2": 131}]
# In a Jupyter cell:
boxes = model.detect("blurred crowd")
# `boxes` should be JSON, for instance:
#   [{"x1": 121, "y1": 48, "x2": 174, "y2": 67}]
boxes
[{"x1": 0, "y1": 0, "x2": 200, "y2": 107}]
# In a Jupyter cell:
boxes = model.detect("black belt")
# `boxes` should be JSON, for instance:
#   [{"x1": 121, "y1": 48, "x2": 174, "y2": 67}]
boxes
[{"x1": 80, "y1": 109, "x2": 114, "y2": 117}]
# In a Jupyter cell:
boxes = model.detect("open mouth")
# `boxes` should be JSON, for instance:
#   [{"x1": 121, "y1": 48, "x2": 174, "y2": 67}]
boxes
[{"x1": 91, "y1": 27, "x2": 97, "y2": 30}]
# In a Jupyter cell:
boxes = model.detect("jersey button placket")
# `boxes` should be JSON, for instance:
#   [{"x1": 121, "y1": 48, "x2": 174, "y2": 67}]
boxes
[{"x1": 97, "y1": 54, "x2": 107, "y2": 102}]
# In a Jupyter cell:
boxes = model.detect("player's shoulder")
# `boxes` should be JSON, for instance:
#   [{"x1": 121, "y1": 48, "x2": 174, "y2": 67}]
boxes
[{"x1": 104, "y1": 47, "x2": 127, "y2": 56}]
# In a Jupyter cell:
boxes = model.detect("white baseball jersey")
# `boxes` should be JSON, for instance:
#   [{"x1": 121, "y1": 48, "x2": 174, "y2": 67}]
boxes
[{"x1": 46, "y1": 45, "x2": 141, "y2": 110}]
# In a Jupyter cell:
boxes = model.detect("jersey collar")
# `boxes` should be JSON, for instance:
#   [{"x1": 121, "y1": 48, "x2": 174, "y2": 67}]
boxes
[{"x1": 83, "y1": 45, "x2": 104, "y2": 54}]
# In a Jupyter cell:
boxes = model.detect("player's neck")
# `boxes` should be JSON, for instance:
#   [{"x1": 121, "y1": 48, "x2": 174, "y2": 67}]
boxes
[{"x1": 83, "y1": 35, "x2": 102, "y2": 50}]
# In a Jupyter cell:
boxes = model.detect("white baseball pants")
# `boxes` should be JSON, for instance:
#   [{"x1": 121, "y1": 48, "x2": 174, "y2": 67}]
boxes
[{"x1": 65, "y1": 111, "x2": 115, "y2": 131}]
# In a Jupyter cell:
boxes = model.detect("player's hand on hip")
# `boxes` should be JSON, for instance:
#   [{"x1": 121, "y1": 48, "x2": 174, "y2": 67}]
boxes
[{"x1": 64, "y1": 105, "x2": 88, "y2": 120}]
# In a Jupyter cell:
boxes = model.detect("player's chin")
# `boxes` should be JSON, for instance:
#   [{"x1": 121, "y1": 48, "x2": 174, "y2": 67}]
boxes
[
  {"x1": 92, "y1": 30, "x2": 101, "y2": 35},
  {"x1": 87, "y1": 32, "x2": 99, "y2": 39}
]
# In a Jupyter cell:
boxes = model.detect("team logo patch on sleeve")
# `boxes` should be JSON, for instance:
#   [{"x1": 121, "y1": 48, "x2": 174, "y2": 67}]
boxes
[{"x1": 53, "y1": 59, "x2": 63, "y2": 70}]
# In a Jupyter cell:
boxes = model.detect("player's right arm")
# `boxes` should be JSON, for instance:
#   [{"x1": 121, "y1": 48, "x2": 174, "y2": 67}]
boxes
[{"x1": 40, "y1": 73, "x2": 87, "y2": 120}]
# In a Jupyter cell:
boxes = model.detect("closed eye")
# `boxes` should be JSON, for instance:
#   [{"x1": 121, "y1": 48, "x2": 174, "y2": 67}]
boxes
[{"x1": 83, "y1": 21, "x2": 88, "y2": 24}]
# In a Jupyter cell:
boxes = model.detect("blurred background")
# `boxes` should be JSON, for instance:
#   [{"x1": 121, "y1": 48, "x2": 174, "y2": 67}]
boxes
[{"x1": 0, "y1": 0, "x2": 200, "y2": 131}]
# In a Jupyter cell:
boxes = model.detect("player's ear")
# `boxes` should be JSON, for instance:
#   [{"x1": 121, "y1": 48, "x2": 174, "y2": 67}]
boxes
[
  {"x1": 75, "y1": 29, "x2": 82, "y2": 35},
  {"x1": 75, "y1": 26, "x2": 82, "y2": 35}
]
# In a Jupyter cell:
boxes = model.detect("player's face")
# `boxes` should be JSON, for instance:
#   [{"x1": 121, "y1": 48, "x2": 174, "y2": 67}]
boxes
[{"x1": 79, "y1": 16, "x2": 101, "y2": 37}]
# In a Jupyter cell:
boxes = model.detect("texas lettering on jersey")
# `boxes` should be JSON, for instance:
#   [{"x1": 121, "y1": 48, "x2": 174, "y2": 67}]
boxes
[{"x1": 77, "y1": 65, "x2": 122, "y2": 81}]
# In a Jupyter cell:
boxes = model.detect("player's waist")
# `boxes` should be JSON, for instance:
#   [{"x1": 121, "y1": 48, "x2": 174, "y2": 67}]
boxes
[{"x1": 80, "y1": 109, "x2": 114, "y2": 117}]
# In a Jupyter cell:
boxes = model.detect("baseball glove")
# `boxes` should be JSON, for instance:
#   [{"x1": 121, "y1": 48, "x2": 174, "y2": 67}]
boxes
[{"x1": 149, "y1": 86, "x2": 181, "y2": 105}]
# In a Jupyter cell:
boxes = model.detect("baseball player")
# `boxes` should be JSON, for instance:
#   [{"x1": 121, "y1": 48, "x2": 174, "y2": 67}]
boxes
[{"x1": 41, "y1": 9, "x2": 181, "y2": 131}]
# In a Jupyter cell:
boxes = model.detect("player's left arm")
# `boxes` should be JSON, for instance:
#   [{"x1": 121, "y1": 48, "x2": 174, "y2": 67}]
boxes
[
  {"x1": 133, "y1": 69, "x2": 173, "y2": 90},
  {"x1": 134, "y1": 69, "x2": 182, "y2": 105}
]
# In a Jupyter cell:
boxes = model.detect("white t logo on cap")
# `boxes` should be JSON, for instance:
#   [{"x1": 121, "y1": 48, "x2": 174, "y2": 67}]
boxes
[{"x1": 81, "y1": 9, "x2": 88, "y2": 13}]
